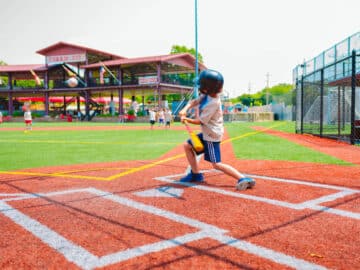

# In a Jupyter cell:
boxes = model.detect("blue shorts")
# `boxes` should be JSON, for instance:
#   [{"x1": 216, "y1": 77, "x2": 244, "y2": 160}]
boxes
[{"x1": 187, "y1": 133, "x2": 221, "y2": 163}]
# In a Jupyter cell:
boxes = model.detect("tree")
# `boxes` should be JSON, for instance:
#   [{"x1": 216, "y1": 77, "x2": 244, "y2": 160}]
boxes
[
  {"x1": 167, "y1": 45, "x2": 204, "y2": 89},
  {"x1": 170, "y1": 45, "x2": 204, "y2": 63},
  {"x1": 232, "y1": 83, "x2": 294, "y2": 106},
  {"x1": 263, "y1": 83, "x2": 294, "y2": 105},
  {"x1": 0, "y1": 60, "x2": 7, "y2": 85}
]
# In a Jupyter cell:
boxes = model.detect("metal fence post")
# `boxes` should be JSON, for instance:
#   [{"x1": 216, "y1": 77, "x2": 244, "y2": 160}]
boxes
[
  {"x1": 300, "y1": 76, "x2": 304, "y2": 134},
  {"x1": 350, "y1": 50, "x2": 356, "y2": 144},
  {"x1": 320, "y1": 69, "x2": 324, "y2": 137}
]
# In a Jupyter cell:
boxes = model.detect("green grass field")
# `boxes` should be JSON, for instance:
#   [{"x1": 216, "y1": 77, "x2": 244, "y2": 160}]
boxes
[{"x1": 0, "y1": 121, "x2": 350, "y2": 171}]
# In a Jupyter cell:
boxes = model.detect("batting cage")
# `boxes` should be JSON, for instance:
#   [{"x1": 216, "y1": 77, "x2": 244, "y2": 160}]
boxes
[{"x1": 294, "y1": 32, "x2": 360, "y2": 144}]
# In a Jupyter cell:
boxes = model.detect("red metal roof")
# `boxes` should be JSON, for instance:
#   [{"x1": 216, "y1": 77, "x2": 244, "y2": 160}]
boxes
[
  {"x1": 36, "y1": 41, "x2": 126, "y2": 59},
  {"x1": 0, "y1": 64, "x2": 47, "y2": 73},
  {"x1": 0, "y1": 53, "x2": 206, "y2": 74},
  {"x1": 81, "y1": 53, "x2": 206, "y2": 70}
]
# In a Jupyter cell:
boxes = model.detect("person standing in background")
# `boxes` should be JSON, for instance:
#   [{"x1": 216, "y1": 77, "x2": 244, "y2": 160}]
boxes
[
  {"x1": 149, "y1": 108, "x2": 156, "y2": 130},
  {"x1": 24, "y1": 106, "x2": 32, "y2": 132},
  {"x1": 158, "y1": 108, "x2": 165, "y2": 127},
  {"x1": 164, "y1": 109, "x2": 172, "y2": 129}
]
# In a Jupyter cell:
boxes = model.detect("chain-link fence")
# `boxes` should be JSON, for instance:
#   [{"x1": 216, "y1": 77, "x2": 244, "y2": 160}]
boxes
[{"x1": 295, "y1": 51, "x2": 360, "y2": 144}]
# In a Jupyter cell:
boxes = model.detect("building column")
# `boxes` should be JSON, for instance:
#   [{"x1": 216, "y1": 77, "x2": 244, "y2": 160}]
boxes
[
  {"x1": 157, "y1": 62, "x2": 161, "y2": 107},
  {"x1": 8, "y1": 92, "x2": 13, "y2": 116},
  {"x1": 8, "y1": 73, "x2": 13, "y2": 90},
  {"x1": 8, "y1": 73, "x2": 13, "y2": 115},
  {"x1": 117, "y1": 66, "x2": 122, "y2": 85},
  {"x1": 63, "y1": 96, "x2": 67, "y2": 115},
  {"x1": 142, "y1": 95, "x2": 145, "y2": 113},
  {"x1": 44, "y1": 72, "x2": 49, "y2": 89},
  {"x1": 85, "y1": 91, "x2": 90, "y2": 121},
  {"x1": 77, "y1": 96, "x2": 80, "y2": 112},
  {"x1": 118, "y1": 88, "x2": 124, "y2": 115},
  {"x1": 44, "y1": 92, "x2": 49, "y2": 116},
  {"x1": 84, "y1": 70, "x2": 89, "y2": 87}
]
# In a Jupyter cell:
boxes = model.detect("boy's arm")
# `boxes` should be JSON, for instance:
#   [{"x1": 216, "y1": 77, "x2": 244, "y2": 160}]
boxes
[
  {"x1": 178, "y1": 99, "x2": 201, "y2": 125},
  {"x1": 178, "y1": 99, "x2": 197, "y2": 116},
  {"x1": 183, "y1": 117, "x2": 201, "y2": 125}
]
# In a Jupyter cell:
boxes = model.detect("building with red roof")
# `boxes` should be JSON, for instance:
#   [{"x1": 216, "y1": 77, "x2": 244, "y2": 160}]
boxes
[{"x1": 0, "y1": 42, "x2": 205, "y2": 119}]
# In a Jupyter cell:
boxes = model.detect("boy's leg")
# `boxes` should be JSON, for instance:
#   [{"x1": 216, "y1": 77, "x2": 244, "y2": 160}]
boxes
[
  {"x1": 179, "y1": 142, "x2": 204, "y2": 182},
  {"x1": 184, "y1": 142, "x2": 200, "y2": 174},
  {"x1": 213, "y1": 162, "x2": 255, "y2": 190},
  {"x1": 212, "y1": 162, "x2": 243, "y2": 179}
]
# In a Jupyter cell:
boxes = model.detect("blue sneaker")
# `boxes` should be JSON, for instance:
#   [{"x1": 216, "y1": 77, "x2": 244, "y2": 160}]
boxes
[
  {"x1": 179, "y1": 171, "x2": 204, "y2": 182},
  {"x1": 236, "y1": 177, "x2": 255, "y2": 190}
]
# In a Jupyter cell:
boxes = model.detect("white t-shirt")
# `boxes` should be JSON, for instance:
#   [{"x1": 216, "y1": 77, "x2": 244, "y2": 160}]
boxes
[
  {"x1": 149, "y1": 110, "x2": 156, "y2": 121},
  {"x1": 158, "y1": 110, "x2": 164, "y2": 120},
  {"x1": 165, "y1": 111, "x2": 172, "y2": 122},
  {"x1": 197, "y1": 94, "x2": 224, "y2": 142},
  {"x1": 24, "y1": 111, "x2": 32, "y2": 121}
]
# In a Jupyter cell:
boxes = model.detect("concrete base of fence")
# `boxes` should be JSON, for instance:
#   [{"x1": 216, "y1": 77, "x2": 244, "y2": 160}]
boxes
[{"x1": 224, "y1": 112, "x2": 274, "y2": 122}]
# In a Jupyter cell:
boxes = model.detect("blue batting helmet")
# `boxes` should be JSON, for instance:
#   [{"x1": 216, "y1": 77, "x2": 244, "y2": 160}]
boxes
[{"x1": 197, "y1": 69, "x2": 224, "y2": 94}]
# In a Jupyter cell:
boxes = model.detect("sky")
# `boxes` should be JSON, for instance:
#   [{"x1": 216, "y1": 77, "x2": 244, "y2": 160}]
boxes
[{"x1": 1, "y1": 0, "x2": 359, "y2": 97}]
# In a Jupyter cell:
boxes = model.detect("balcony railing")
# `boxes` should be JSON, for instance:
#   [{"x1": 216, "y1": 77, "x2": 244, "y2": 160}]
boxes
[{"x1": 0, "y1": 73, "x2": 195, "y2": 91}]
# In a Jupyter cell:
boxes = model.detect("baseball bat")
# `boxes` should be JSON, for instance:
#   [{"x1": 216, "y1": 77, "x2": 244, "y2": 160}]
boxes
[{"x1": 183, "y1": 120, "x2": 204, "y2": 152}]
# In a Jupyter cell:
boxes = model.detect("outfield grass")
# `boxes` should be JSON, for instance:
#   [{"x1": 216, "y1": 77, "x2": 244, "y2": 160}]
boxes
[
  {"x1": 225, "y1": 121, "x2": 350, "y2": 165},
  {"x1": 0, "y1": 121, "x2": 350, "y2": 171},
  {"x1": 0, "y1": 124, "x2": 188, "y2": 170}
]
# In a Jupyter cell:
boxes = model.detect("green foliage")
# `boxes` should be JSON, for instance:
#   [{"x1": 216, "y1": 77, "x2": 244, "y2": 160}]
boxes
[
  {"x1": 170, "y1": 45, "x2": 204, "y2": 63},
  {"x1": 234, "y1": 83, "x2": 294, "y2": 106},
  {"x1": 127, "y1": 109, "x2": 135, "y2": 116},
  {"x1": 12, "y1": 111, "x2": 24, "y2": 117},
  {"x1": 264, "y1": 83, "x2": 293, "y2": 95},
  {"x1": 14, "y1": 79, "x2": 41, "y2": 88},
  {"x1": 136, "y1": 110, "x2": 146, "y2": 117},
  {"x1": 167, "y1": 94, "x2": 182, "y2": 102},
  {"x1": 0, "y1": 61, "x2": 8, "y2": 85},
  {"x1": 0, "y1": 76, "x2": 8, "y2": 86}
]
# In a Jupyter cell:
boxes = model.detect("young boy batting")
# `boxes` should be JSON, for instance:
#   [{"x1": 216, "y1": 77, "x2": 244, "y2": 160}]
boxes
[{"x1": 178, "y1": 69, "x2": 255, "y2": 190}]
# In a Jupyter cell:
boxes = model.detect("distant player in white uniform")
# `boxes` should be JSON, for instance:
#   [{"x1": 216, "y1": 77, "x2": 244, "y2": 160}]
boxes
[
  {"x1": 164, "y1": 109, "x2": 172, "y2": 128},
  {"x1": 179, "y1": 69, "x2": 255, "y2": 190},
  {"x1": 149, "y1": 108, "x2": 156, "y2": 130},
  {"x1": 24, "y1": 106, "x2": 32, "y2": 132},
  {"x1": 157, "y1": 109, "x2": 165, "y2": 126}
]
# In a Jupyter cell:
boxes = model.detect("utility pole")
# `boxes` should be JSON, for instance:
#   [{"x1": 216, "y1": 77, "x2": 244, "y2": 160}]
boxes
[
  {"x1": 266, "y1": 72, "x2": 270, "y2": 105},
  {"x1": 248, "y1": 81, "x2": 251, "y2": 94}
]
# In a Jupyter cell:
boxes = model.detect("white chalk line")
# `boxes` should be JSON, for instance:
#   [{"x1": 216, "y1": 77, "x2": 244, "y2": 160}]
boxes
[
  {"x1": 0, "y1": 187, "x2": 328, "y2": 269},
  {"x1": 154, "y1": 170, "x2": 360, "y2": 220}
]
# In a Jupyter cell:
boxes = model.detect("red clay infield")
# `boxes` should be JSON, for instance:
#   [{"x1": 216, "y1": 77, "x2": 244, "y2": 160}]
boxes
[{"x1": 0, "y1": 125, "x2": 359, "y2": 269}]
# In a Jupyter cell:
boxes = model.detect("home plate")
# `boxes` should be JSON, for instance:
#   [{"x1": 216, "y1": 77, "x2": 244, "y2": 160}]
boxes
[{"x1": 134, "y1": 186, "x2": 183, "y2": 198}]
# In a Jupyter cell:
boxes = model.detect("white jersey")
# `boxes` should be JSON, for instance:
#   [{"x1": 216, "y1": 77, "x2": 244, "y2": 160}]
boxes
[
  {"x1": 197, "y1": 94, "x2": 224, "y2": 142},
  {"x1": 165, "y1": 111, "x2": 172, "y2": 122},
  {"x1": 149, "y1": 110, "x2": 156, "y2": 121},
  {"x1": 158, "y1": 110, "x2": 164, "y2": 120},
  {"x1": 24, "y1": 111, "x2": 32, "y2": 121}
]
